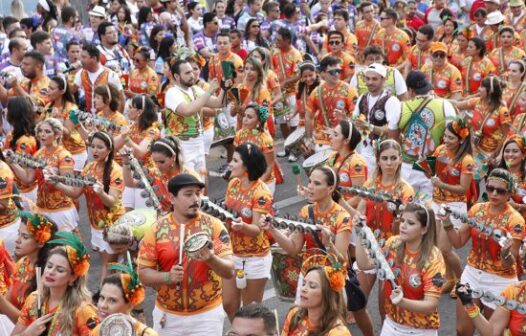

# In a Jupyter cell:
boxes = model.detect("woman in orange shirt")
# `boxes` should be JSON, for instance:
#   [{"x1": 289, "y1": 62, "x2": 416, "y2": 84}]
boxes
[
  {"x1": 114, "y1": 95, "x2": 160, "y2": 211},
  {"x1": 450, "y1": 27, "x2": 473, "y2": 70},
  {"x1": 510, "y1": 90, "x2": 526, "y2": 134},
  {"x1": 7, "y1": 118, "x2": 79, "y2": 232},
  {"x1": 295, "y1": 62, "x2": 321, "y2": 126},
  {"x1": 45, "y1": 76, "x2": 87, "y2": 173},
  {"x1": 4, "y1": 97, "x2": 38, "y2": 210},
  {"x1": 488, "y1": 27, "x2": 526, "y2": 79},
  {"x1": 0, "y1": 213, "x2": 57, "y2": 324},
  {"x1": 355, "y1": 203, "x2": 445, "y2": 335},
  {"x1": 125, "y1": 46, "x2": 160, "y2": 98},
  {"x1": 503, "y1": 61, "x2": 526, "y2": 118},
  {"x1": 223, "y1": 143, "x2": 273, "y2": 321},
  {"x1": 233, "y1": 104, "x2": 276, "y2": 193},
  {"x1": 461, "y1": 37, "x2": 496, "y2": 96},
  {"x1": 498, "y1": 135, "x2": 526, "y2": 219},
  {"x1": 52, "y1": 131, "x2": 125, "y2": 282},
  {"x1": 249, "y1": 47, "x2": 283, "y2": 109}
]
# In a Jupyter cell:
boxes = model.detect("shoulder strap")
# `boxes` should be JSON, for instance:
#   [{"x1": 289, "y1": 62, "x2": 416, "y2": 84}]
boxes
[
  {"x1": 308, "y1": 204, "x2": 326, "y2": 252},
  {"x1": 317, "y1": 85, "x2": 331, "y2": 127}
]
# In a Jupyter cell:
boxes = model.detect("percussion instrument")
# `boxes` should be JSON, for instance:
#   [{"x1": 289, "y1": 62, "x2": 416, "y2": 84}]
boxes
[
  {"x1": 99, "y1": 313, "x2": 136, "y2": 336},
  {"x1": 270, "y1": 246, "x2": 303, "y2": 301},
  {"x1": 213, "y1": 107, "x2": 236, "y2": 146},
  {"x1": 71, "y1": 109, "x2": 124, "y2": 132},
  {"x1": 5, "y1": 151, "x2": 46, "y2": 169},
  {"x1": 284, "y1": 127, "x2": 312, "y2": 157},
  {"x1": 124, "y1": 149, "x2": 163, "y2": 214},
  {"x1": 48, "y1": 174, "x2": 97, "y2": 187},
  {"x1": 302, "y1": 149, "x2": 332, "y2": 173},
  {"x1": 116, "y1": 208, "x2": 157, "y2": 241},
  {"x1": 273, "y1": 100, "x2": 290, "y2": 118},
  {"x1": 200, "y1": 197, "x2": 238, "y2": 221},
  {"x1": 339, "y1": 186, "x2": 401, "y2": 213},
  {"x1": 183, "y1": 232, "x2": 213, "y2": 259},
  {"x1": 459, "y1": 286, "x2": 526, "y2": 314}
]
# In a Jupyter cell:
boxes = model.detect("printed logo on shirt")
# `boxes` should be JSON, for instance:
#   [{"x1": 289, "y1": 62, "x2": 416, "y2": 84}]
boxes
[
  {"x1": 0, "y1": 177, "x2": 7, "y2": 189},
  {"x1": 431, "y1": 272, "x2": 445, "y2": 287}
]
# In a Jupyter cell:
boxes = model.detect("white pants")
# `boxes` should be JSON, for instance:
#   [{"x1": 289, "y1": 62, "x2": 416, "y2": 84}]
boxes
[
  {"x1": 0, "y1": 218, "x2": 21, "y2": 255},
  {"x1": 180, "y1": 136, "x2": 206, "y2": 173},
  {"x1": 20, "y1": 188, "x2": 37, "y2": 211},
  {"x1": 152, "y1": 305, "x2": 224, "y2": 336},
  {"x1": 72, "y1": 151, "x2": 88, "y2": 172},
  {"x1": 460, "y1": 265, "x2": 517, "y2": 310},
  {"x1": 122, "y1": 186, "x2": 148, "y2": 210},
  {"x1": 233, "y1": 253, "x2": 272, "y2": 280},
  {"x1": 380, "y1": 317, "x2": 438, "y2": 335},
  {"x1": 39, "y1": 207, "x2": 79, "y2": 231},
  {"x1": 401, "y1": 162, "x2": 433, "y2": 198},
  {"x1": 203, "y1": 127, "x2": 214, "y2": 156},
  {"x1": 0, "y1": 315, "x2": 14, "y2": 335},
  {"x1": 91, "y1": 228, "x2": 115, "y2": 254}
]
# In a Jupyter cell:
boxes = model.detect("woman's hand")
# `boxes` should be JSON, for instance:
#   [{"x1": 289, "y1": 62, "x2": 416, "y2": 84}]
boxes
[
  {"x1": 316, "y1": 224, "x2": 334, "y2": 246},
  {"x1": 258, "y1": 215, "x2": 273, "y2": 231},
  {"x1": 43, "y1": 167, "x2": 59, "y2": 184},
  {"x1": 92, "y1": 181, "x2": 104, "y2": 195},
  {"x1": 231, "y1": 217, "x2": 245, "y2": 231},
  {"x1": 297, "y1": 185, "x2": 308, "y2": 198},
  {"x1": 390, "y1": 286, "x2": 404, "y2": 305},
  {"x1": 431, "y1": 176, "x2": 441, "y2": 187},
  {"x1": 22, "y1": 313, "x2": 54, "y2": 336}
]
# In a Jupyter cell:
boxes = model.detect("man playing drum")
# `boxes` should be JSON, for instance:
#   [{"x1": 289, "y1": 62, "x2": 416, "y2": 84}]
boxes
[{"x1": 137, "y1": 174, "x2": 234, "y2": 336}]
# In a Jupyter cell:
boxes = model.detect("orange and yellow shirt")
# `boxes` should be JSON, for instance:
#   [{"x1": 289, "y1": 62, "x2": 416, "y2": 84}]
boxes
[
  {"x1": 488, "y1": 47, "x2": 526, "y2": 77},
  {"x1": 9, "y1": 256, "x2": 34, "y2": 310},
  {"x1": 137, "y1": 212, "x2": 233, "y2": 315},
  {"x1": 282, "y1": 306, "x2": 351, "y2": 336},
  {"x1": 362, "y1": 178, "x2": 414, "y2": 241},
  {"x1": 432, "y1": 145, "x2": 474, "y2": 203},
  {"x1": 127, "y1": 122, "x2": 160, "y2": 170},
  {"x1": 225, "y1": 178, "x2": 273, "y2": 257},
  {"x1": 298, "y1": 202, "x2": 352, "y2": 259},
  {"x1": 327, "y1": 151, "x2": 368, "y2": 201},
  {"x1": 407, "y1": 45, "x2": 432, "y2": 71},
  {"x1": 468, "y1": 97, "x2": 511, "y2": 154},
  {"x1": 0, "y1": 161, "x2": 18, "y2": 228},
  {"x1": 44, "y1": 100, "x2": 86, "y2": 155},
  {"x1": 271, "y1": 47, "x2": 303, "y2": 95},
  {"x1": 35, "y1": 145, "x2": 75, "y2": 211},
  {"x1": 503, "y1": 83, "x2": 526, "y2": 118},
  {"x1": 500, "y1": 281, "x2": 526, "y2": 335},
  {"x1": 511, "y1": 171, "x2": 526, "y2": 218},
  {"x1": 511, "y1": 113, "x2": 526, "y2": 135},
  {"x1": 372, "y1": 28, "x2": 410, "y2": 66},
  {"x1": 356, "y1": 19, "x2": 381, "y2": 57},
  {"x1": 322, "y1": 30, "x2": 358, "y2": 56},
  {"x1": 129, "y1": 66, "x2": 160, "y2": 95},
  {"x1": 328, "y1": 50, "x2": 356, "y2": 81},
  {"x1": 461, "y1": 57, "x2": 496, "y2": 95},
  {"x1": 383, "y1": 236, "x2": 445, "y2": 330},
  {"x1": 467, "y1": 202, "x2": 525, "y2": 278},
  {"x1": 307, "y1": 81, "x2": 357, "y2": 145},
  {"x1": 208, "y1": 52, "x2": 244, "y2": 92},
  {"x1": 236, "y1": 82, "x2": 272, "y2": 130},
  {"x1": 82, "y1": 161, "x2": 125, "y2": 230},
  {"x1": 0, "y1": 239, "x2": 13, "y2": 295},
  {"x1": 421, "y1": 62, "x2": 463, "y2": 98},
  {"x1": 148, "y1": 166, "x2": 200, "y2": 214},
  {"x1": 19, "y1": 292, "x2": 99, "y2": 335},
  {"x1": 233, "y1": 128, "x2": 275, "y2": 183},
  {"x1": 3, "y1": 133, "x2": 37, "y2": 194},
  {"x1": 8, "y1": 76, "x2": 51, "y2": 108}
]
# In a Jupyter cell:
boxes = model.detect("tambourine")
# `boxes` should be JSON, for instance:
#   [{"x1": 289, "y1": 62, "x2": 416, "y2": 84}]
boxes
[
  {"x1": 183, "y1": 232, "x2": 212, "y2": 258},
  {"x1": 99, "y1": 313, "x2": 136, "y2": 336}
]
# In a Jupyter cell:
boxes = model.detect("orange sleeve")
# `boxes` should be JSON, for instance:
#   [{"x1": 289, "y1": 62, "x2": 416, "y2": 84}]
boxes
[
  {"x1": 75, "y1": 303, "x2": 100, "y2": 336},
  {"x1": 137, "y1": 222, "x2": 159, "y2": 267},
  {"x1": 260, "y1": 132, "x2": 274, "y2": 153},
  {"x1": 400, "y1": 182, "x2": 415, "y2": 203},
  {"x1": 335, "y1": 211, "x2": 353, "y2": 234},
  {"x1": 59, "y1": 151, "x2": 75, "y2": 170},
  {"x1": 506, "y1": 211, "x2": 526, "y2": 240},
  {"x1": 450, "y1": 68, "x2": 463, "y2": 93},
  {"x1": 109, "y1": 164, "x2": 125, "y2": 192},
  {"x1": 499, "y1": 106, "x2": 512, "y2": 125},
  {"x1": 461, "y1": 155, "x2": 475, "y2": 175},
  {"x1": 252, "y1": 184, "x2": 273, "y2": 214},
  {"x1": 18, "y1": 292, "x2": 37, "y2": 326},
  {"x1": 347, "y1": 155, "x2": 367, "y2": 179},
  {"x1": 211, "y1": 219, "x2": 233, "y2": 257},
  {"x1": 500, "y1": 284, "x2": 518, "y2": 311},
  {"x1": 421, "y1": 248, "x2": 446, "y2": 298}
]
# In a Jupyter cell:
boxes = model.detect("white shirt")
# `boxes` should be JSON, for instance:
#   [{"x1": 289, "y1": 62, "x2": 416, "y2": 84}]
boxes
[
  {"x1": 74, "y1": 66, "x2": 123, "y2": 112},
  {"x1": 165, "y1": 84, "x2": 205, "y2": 114},
  {"x1": 350, "y1": 68, "x2": 407, "y2": 97}
]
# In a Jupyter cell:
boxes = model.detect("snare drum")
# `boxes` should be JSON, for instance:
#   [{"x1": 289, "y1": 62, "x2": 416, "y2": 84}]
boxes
[
  {"x1": 284, "y1": 127, "x2": 311, "y2": 157},
  {"x1": 213, "y1": 107, "x2": 236, "y2": 146},
  {"x1": 302, "y1": 149, "x2": 332, "y2": 174},
  {"x1": 271, "y1": 246, "x2": 303, "y2": 301},
  {"x1": 116, "y1": 208, "x2": 156, "y2": 241},
  {"x1": 99, "y1": 313, "x2": 136, "y2": 336}
]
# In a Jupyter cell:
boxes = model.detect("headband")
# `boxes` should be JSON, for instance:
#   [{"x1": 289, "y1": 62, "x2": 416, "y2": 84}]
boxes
[
  {"x1": 488, "y1": 176, "x2": 513, "y2": 191},
  {"x1": 301, "y1": 251, "x2": 346, "y2": 292},
  {"x1": 58, "y1": 77, "x2": 67, "y2": 94},
  {"x1": 450, "y1": 119, "x2": 470, "y2": 140},
  {"x1": 153, "y1": 140, "x2": 176, "y2": 156},
  {"x1": 98, "y1": 131, "x2": 113, "y2": 150},
  {"x1": 505, "y1": 134, "x2": 526, "y2": 155},
  {"x1": 490, "y1": 76, "x2": 495, "y2": 94},
  {"x1": 107, "y1": 253, "x2": 145, "y2": 306},
  {"x1": 19, "y1": 211, "x2": 54, "y2": 246},
  {"x1": 49, "y1": 232, "x2": 90, "y2": 277},
  {"x1": 142, "y1": 95, "x2": 145, "y2": 109},
  {"x1": 347, "y1": 120, "x2": 353, "y2": 141},
  {"x1": 106, "y1": 85, "x2": 112, "y2": 101}
]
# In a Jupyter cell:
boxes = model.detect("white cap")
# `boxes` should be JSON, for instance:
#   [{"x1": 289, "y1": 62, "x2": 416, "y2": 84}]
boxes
[
  {"x1": 485, "y1": 11, "x2": 505, "y2": 25},
  {"x1": 365, "y1": 63, "x2": 387, "y2": 78},
  {"x1": 89, "y1": 5, "x2": 107, "y2": 18}
]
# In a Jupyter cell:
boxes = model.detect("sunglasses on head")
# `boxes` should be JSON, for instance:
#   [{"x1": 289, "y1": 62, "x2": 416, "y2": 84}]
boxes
[
  {"x1": 329, "y1": 40, "x2": 341, "y2": 46},
  {"x1": 327, "y1": 69, "x2": 342, "y2": 75},
  {"x1": 486, "y1": 185, "x2": 508, "y2": 195}
]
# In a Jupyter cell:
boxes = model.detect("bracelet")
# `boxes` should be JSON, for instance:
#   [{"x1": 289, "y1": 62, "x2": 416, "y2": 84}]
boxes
[
  {"x1": 443, "y1": 222, "x2": 454, "y2": 231},
  {"x1": 465, "y1": 304, "x2": 480, "y2": 319},
  {"x1": 164, "y1": 272, "x2": 171, "y2": 284}
]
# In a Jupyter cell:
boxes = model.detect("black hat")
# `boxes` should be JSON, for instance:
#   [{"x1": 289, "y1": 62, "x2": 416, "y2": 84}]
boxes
[
  {"x1": 406, "y1": 70, "x2": 433, "y2": 95},
  {"x1": 168, "y1": 174, "x2": 205, "y2": 190}
]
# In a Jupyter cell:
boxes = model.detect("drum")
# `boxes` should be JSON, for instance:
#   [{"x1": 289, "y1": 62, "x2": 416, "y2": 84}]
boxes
[
  {"x1": 184, "y1": 232, "x2": 212, "y2": 258},
  {"x1": 213, "y1": 107, "x2": 236, "y2": 146},
  {"x1": 116, "y1": 208, "x2": 156, "y2": 241},
  {"x1": 284, "y1": 127, "x2": 311, "y2": 157},
  {"x1": 271, "y1": 246, "x2": 303, "y2": 301},
  {"x1": 273, "y1": 100, "x2": 290, "y2": 118},
  {"x1": 99, "y1": 313, "x2": 135, "y2": 336},
  {"x1": 302, "y1": 149, "x2": 332, "y2": 173}
]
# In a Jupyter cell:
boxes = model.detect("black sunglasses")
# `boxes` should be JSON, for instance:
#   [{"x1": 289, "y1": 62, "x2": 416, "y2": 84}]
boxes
[
  {"x1": 486, "y1": 185, "x2": 508, "y2": 195},
  {"x1": 327, "y1": 69, "x2": 342, "y2": 75}
]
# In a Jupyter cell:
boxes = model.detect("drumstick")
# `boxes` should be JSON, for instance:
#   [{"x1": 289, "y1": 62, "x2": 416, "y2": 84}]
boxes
[
  {"x1": 36, "y1": 267, "x2": 42, "y2": 317},
  {"x1": 291, "y1": 164, "x2": 302, "y2": 189},
  {"x1": 179, "y1": 224, "x2": 185, "y2": 265},
  {"x1": 273, "y1": 309, "x2": 279, "y2": 333}
]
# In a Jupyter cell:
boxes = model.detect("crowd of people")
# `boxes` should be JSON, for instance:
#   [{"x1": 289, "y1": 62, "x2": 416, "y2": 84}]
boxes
[{"x1": 2, "y1": 0, "x2": 526, "y2": 334}]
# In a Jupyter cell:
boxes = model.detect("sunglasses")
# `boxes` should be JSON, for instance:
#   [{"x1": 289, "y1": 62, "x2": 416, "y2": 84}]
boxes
[
  {"x1": 329, "y1": 40, "x2": 341, "y2": 45},
  {"x1": 486, "y1": 185, "x2": 508, "y2": 195},
  {"x1": 327, "y1": 69, "x2": 342, "y2": 75},
  {"x1": 433, "y1": 52, "x2": 447, "y2": 58},
  {"x1": 380, "y1": 17, "x2": 390, "y2": 20}
]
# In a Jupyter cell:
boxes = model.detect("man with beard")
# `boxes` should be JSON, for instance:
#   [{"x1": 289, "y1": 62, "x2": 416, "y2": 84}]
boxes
[
  {"x1": 0, "y1": 51, "x2": 50, "y2": 109},
  {"x1": 163, "y1": 59, "x2": 230, "y2": 173},
  {"x1": 138, "y1": 174, "x2": 233, "y2": 336},
  {"x1": 97, "y1": 22, "x2": 131, "y2": 77}
]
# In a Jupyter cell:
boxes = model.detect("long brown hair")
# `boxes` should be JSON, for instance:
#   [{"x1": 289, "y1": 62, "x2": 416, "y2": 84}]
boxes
[
  {"x1": 395, "y1": 203, "x2": 437, "y2": 270},
  {"x1": 289, "y1": 267, "x2": 347, "y2": 335},
  {"x1": 372, "y1": 139, "x2": 402, "y2": 182},
  {"x1": 244, "y1": 57, "x2": 265, "y2": 102}
]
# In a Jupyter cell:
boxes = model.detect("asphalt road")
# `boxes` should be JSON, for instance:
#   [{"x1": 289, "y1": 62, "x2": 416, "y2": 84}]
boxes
[{"x1": 80, "y1": 138, "x2": 469, "y2": 336}]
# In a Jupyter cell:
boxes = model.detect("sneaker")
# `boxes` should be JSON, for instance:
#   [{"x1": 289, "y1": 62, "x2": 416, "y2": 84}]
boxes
[
  {"x1": 277, "y1": 150, "x2": 288, "y2": 158},
  {"x1": 288, "y1": 153, "x2": 298, "y2": 162}
]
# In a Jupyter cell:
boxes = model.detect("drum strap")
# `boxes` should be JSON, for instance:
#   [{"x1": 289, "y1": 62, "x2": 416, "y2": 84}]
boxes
[
  {"x1": 317, "y1": 85, "x2": 331, "y2": 128},
  {"x1": 308, "y1": 205, "x2": 327, "y2": 252}
]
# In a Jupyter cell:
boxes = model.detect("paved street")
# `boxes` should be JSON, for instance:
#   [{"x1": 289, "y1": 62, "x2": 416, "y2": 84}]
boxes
[{"x1": 80, "y1": 138, "x2": 468, "y2": 335}]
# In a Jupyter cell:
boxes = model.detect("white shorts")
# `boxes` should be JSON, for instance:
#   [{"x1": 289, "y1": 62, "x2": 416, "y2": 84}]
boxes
[
  {"x1": 233, "y1": 253, "x2": 272, "y2": 280},
  {"x1": 180, "y1": 136, "x2": 206, "y2": 172},
  {"x1": 0, "y1": 315, "x2": 14, "y2": 336},
  {"x1": 152, "y1": 304, "x2": 224, "y2": 336},
  {"x1": 275, "y1": 96, "x2": 298, "y2": 127},
  {"x1": 203, "y1": 127, "x2": 214, "y2": 156},
  {"x1": 431, "y1": 201, "x2": 467, "y2": 229},
  {"x1": 72, "y1": 151, "x2": 88, "y2": 172},
  {"x1": 380, "y1": 317, "x2": 438, "y2": 336},
  {"x1": 38, "y1": 207, "x2": 79, "y2": 231},
  {"x1": 122, "y1": 186, "x2": 148, "y2": 210},
  {"x1": 0, "y1": 218, "x2": 21, "y2": 255},
  {"x1": 91, "y1": 227, "x2": 115, "y2": 254},
  {"x1": 401, "y1": 162, "x2": 433, "y2": 198},
  {"x1": 460, "y1": 265, "x2": 517, "y2": 310},
  {"x1": 20, "y1": 188, "x2": 37, "y2": 211}
]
